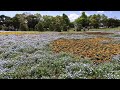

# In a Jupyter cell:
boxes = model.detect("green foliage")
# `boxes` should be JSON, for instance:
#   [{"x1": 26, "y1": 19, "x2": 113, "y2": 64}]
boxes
[
  {"x1": 74, "y1": 12, "x2": 89, "y2": 31},
  {"x1": 53, "y1": 16, "x2": 63, "y2": 32},
  {"x1": 2, "y1": 25, "x2": 9, "y2": 31},
  {"x1": 12, "y1": 15, "x2": 20, "y2": 30},
  {"x1": 0, "y1": 25, "x2": 2, "y2": 30},
  {"x1": 62, "y1": 13, "x2": 70, "y2": 31},
  {"x1": 0, "y1": 12, "x2": 120, "y2": 31},
  {"x1": 27, "y1": 15, "x2": 38, "y2": 29},
  {"x1": 89, "y1": 14, "x2": 100, "y2": 28},
  {"x1": 19, "y1": 22, "x2": 28, "y2": 31},
  {"x1": 35, "y1": 21, "x2": 44, "y2": 31},
  {"x1": 75, "y1": 12, "x2": 89, "y2": 27}
]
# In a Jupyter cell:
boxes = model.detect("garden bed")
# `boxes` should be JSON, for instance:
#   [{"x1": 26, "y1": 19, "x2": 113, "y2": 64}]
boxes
[{"x1": 50, "y1": 37, "x2": 120, "y2": 63}]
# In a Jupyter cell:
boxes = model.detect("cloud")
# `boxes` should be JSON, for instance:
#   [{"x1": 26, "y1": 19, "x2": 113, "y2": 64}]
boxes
[
  {"x1": 85, "y1": 12, "x2": 90, "y2": 16},
  {"x1": 59, "y1": 14, "x2": 62, "y2": 16},
  {"x1": 97, "y1": 11, "x2": 104, "y2": 13},
  {"x1": 110, "y1": 11, "x2": 112, "y2": 14},
  {"x1": 68, "y1": 13, "x2": 79, "y2": 21},
  {"x1": 79, "y1": 11, "x2": 82, "y2": 14}
]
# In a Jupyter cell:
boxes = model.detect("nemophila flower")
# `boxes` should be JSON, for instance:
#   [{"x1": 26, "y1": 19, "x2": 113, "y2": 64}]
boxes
[{"x1": 0, "y1": 31, "x2": 120, "y2": 79}]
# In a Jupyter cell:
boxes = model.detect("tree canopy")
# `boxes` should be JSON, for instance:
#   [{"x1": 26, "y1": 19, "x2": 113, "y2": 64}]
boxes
[{"x1": 0, "y1": 12, "x2": 120, "y2": 31}]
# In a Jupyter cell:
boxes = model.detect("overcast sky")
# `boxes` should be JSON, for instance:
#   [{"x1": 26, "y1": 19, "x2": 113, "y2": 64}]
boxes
[{"x1": 0, "y1": 11, "x2": 119, "y2": 21}]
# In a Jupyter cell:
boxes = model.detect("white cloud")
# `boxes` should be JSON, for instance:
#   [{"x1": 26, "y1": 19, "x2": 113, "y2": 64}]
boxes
[
  {"x1": 68, "y1": 13, "x2": 79, "y2": 21},
  {"x1": 97, "y1": 11, "x2": 104, "y2": 13},
  {"x1": 110, "y1": 11, "x2": 112, "y2": 14},
  {"x1": 79, "y1": 11, "x2": 82, "y2": 14},
  {"x1": 86, "y1": 13, "x2": 90, "y2": 16},
  {"x1": 60, "y1": 14, "x2": 62, "y2": 16}
]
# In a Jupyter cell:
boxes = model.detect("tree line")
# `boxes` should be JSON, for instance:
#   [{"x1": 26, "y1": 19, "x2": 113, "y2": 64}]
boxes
[{"x1": 0, "y1": 12, "x2": 120, "y2": 31}]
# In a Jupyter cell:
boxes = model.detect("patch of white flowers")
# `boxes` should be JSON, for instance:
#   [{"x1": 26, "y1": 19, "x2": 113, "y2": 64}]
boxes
[{"x1": 0, "y1": 32, "x2": 120, "y2": 79}]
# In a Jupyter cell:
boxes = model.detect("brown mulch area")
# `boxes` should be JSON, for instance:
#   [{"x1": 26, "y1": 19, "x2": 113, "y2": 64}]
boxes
[
  {"x1": 84, "y1": 32, "x2": 114, "y2": 35},
  {"x1": 50, "y1": 37, "x2": 120, "y2": 63},
  {"x1": 59, "y1": 32, "x2": 114, "y2": 36}
]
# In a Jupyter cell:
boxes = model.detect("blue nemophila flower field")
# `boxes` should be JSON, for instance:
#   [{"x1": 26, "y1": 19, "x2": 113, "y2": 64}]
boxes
[{"x1": 0, "y1": 31, "x2": 120, "y2": 79}]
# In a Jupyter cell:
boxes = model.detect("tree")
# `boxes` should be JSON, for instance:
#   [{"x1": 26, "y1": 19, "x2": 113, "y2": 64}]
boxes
[
  {"x1": 107, "y1": 18, "x2": 120, "y2": 28},
  {"x1": 0, "y1": 15, "x2": 7, "y2": 25},
  {"x1": 54, "y1": 16, "x2": 63, "y2": 32},
  {"x1": 74, "y1": 12, "x2": 89, "y2": 31},
  {"x1": 62, "y1": 13, "x2": 70, "y2": 31},
  {"x1": 0, "y1": 15, "x2": 13, "y2": 30},
  {"x1": 12, "y1": 14, "x2": 21, "y2": 30},
  {"x1": 89, "y1": 14, "x2": 100, "y2": 28},
  {"x1": 0, "y1": 25, "x2": 2, "y2": 30},
  {"x1": 100, "y1": 14, "x2": 108, "y2": 28},
  {"x1": 42, "y1": 15, "x2": 54, "y2": 31},
  {"x1": 107, "y1": 18, "x2": 115, "y2": 28},
  {"x1": 80, "y1": 12, "x2": 89, "y2": 27},
  {"x1": 26, "y1": 15, "x2": 39, "y2": 30},
  {"x1": 13, "y1": 14, "x2": 29, "y2": 31},
  {"x1": 35, "y1": 21, "x2": 44, "y2": 31},
  {"x1": 48, "y1": 16, "x2": 56, "y2": 31},
  {"x1": 19, "y1": 22, "x2": 28, "y2": 31},
  {"x1": 35, "y1": 13, "x2": 43, "y2": 21},
  {"x1": 69, "y1": 22, "x2": 74, "y2": 28}
]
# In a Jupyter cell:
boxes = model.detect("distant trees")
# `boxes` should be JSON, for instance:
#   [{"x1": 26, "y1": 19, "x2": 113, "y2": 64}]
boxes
[
  {"x1": 0, "y1": 15, "x2": 12, "y2": 30},
  {"x1": 75, "y1": 12, "x2": 120, "y2": 30},
  {"x1": 106, "y1": 18, "x2": 120, "y2": 28},
  {"x1": 89, "y1": 14, "x2": 101, "y2": 28},
  {"x1": 100, "y1": 14, "x2": 108, "y2": 28},
  {"x1": 74, "y1": 12, "x2": 89, "y2": 31},
  {"x1": 62, "y1": 13, "x2": 70, "y2": 31},
  {"x1": 12, "y1": 14, "x2": 20, "y2": 30},
  {"x1": 26, "y1": 15, "x2": 39, "y2": 30},
  {"x1": 0, "y1": 12, "x2": 120, "y2": 31},
  {"x1": 35, "y1": 21, "x2": 44, "y2": 31}
]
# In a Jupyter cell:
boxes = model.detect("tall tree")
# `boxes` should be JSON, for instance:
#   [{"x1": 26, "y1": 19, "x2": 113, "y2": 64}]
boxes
[
  {"x1": 74, "y1": 12, "x2": 89, "y2": 31},
  {"x1": 12, "y1": 14, "x2": 21, "y2": 30},
  {"x1": 62, "y1": 13, "x2": 70, "y2": 31},
  {"x1": 35, "y1": 21, "x2": 44, "y2": 31},
  {"x1": 100, "y1": 14, "x2": 108, "y2": 28},
  {"x1": 26, "y1": 15, "x2": 39, "y2": 30},
  {"x1": 42, "y1": 15, "x2": 53, "y2": 31},
  {"x1": 89, "y1": 14, "x2": 100, "y2": 28},
  {"x1": 15, "y1": 14, "x2": 28, "y2": 31},
  {"x1": 54, "y1": 15, "x2": 63, "y2": 32}
]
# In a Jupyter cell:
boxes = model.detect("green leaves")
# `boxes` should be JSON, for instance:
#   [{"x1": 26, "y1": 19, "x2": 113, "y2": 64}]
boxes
[{"x1": 74, "y1": 12, "x2": 89, "y2": 31}]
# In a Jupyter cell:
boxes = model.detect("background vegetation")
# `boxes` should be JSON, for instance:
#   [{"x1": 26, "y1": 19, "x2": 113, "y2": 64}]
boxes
[{"x1": 1, "y1": 12, "x2": 120, "y2": 32}]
